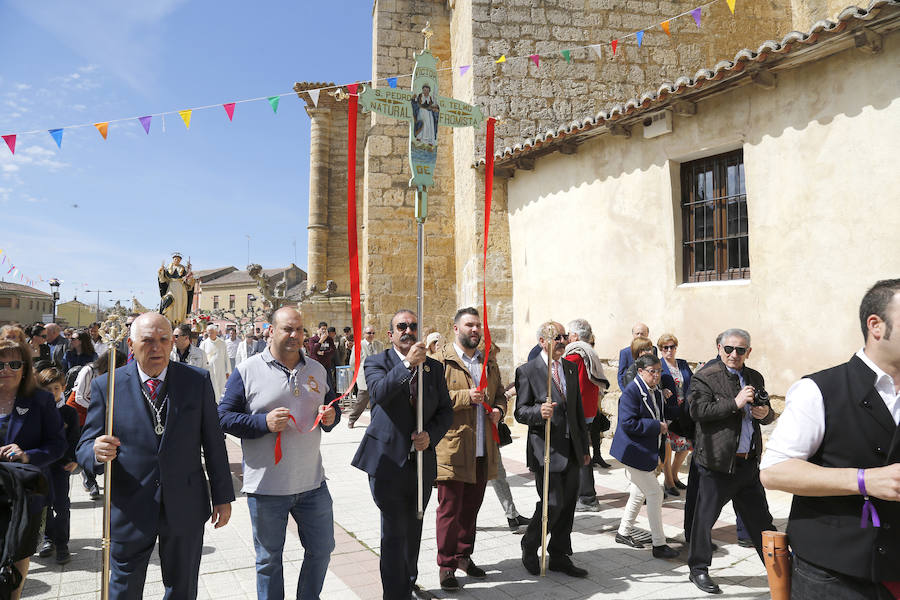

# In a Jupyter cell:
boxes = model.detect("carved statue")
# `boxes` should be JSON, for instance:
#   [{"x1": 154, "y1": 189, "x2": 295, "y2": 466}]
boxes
[{"x1": 158, "y1": 252, "x2": 195, "y2": 326}]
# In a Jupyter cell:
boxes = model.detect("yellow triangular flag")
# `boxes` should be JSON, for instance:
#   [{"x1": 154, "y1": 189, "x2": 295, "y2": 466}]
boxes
[
  {"x1": 726, "y1": 0, "x2": 736, "y2": 14},
  {"x1": 495, "y1": 54, "x2": 506, "y2": 63},
  {"x1": 178, "y1": 110, "x2": 192, "y2": 129},
  {"x1": 661, "y1": 20, "x2": 671, "y2": 36},
  {"x1": 94, "y1": 122, "x2": 109, "y2": 140}
]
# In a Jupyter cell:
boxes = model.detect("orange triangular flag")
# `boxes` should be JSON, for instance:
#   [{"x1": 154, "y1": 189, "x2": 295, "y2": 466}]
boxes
[
  {"x1": 178, "y1": 110, "x2": 192, "y2": 129},
  {"x1": 661, "y1": 20, "x2": 671, "y2": 36},
  {"x1": 726, "y1": 0, "x2": 736, "y2": 13},
  {"x1": 94, "y1": 122, "x2": 109, "y2": 140}
]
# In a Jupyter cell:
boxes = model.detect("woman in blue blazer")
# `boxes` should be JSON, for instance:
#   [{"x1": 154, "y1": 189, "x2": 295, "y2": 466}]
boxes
[
  {"x1": 658, "y1": 333, "x2": 693, "y2": 496},
  {"x1": 0, "y1": 336, "x2": 67, "y2": 600},
  {"x1": 610, "y1": 354, "x2": 679, "y2": 559}
]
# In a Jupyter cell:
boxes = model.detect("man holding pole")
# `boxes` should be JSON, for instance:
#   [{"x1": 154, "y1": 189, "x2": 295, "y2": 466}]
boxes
[
  {"x1": 77, "y1": 312, "x2": 234, "y2": 600},
  {"x1": 515, "y1": 321, "x2": 591, "y2": 578},
  {"x1": 352, "y1": 309, "x2": 452, "y2": 600}
]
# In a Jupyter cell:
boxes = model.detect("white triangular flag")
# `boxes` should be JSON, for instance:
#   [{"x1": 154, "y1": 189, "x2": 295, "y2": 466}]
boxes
[
  {"x1": 590, "y1": 44, "x2": 603, "y2": 59},
  {"x1": 308, "y1": 89, "x2": 320, "y2": 107}
]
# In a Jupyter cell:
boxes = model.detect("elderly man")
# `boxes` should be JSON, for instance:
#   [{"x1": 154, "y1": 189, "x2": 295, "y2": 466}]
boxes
[
  {"x1": 432, "y1": 308, "x2": 505, "y2": 591},
  {"x1": 170, "y1": 323, "x2": 209, "y2": 370},
  {"x1": 77, "y1": 313, "x2": 233, "y2": 600},
  {"x1": 617, "y1": 322, "x2": 650, "y2": 390},
  {"x1": 352, "y1": 309, "x2": 453, "y2": 600},
  {"x1": 761, "y1": 279, "x2": 900, "y2": 598},
  {"x1": 347, "y1": 325, "x2": 384, "y2": 428},
  {"x1": 200, "y1": 325, "x2": 229, "y2": 400},
  {"x1": 516, "y1": 321, "x2": 591, "y2": 578},
  {"x1": 687, "y1": 328, "x2": 776, "y2": 594},
  {"x1": 219, "y1": 307, "x2": 339, "y2": 600},
  {"x1": 44, "y1": 322, "x2": 68, "y2": 367}
]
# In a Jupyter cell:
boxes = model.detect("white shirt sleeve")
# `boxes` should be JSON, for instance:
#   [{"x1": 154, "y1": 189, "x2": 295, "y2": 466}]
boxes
[
  {"x1": 760, "y1": 378, "x2": 826, "y2": 470},
  {"x1": 74, "y1": 366, "x2": 95, "y2": 408}
]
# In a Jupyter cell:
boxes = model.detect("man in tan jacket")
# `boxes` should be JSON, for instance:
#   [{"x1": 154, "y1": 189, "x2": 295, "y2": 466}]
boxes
[{"x1": 433, "y1": 307, "x2": 506, "y2": 592}]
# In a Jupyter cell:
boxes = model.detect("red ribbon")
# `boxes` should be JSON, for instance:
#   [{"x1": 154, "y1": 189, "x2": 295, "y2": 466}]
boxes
[
  {"x1": 309, "y1": 84, "x2": 364, "y2": 431},
  {"x1": 274, "y1": 415, "x2": 302, "y2": 465},
  {"x1": 478, "y1": 117, "x2": 499, "y2": 445}
]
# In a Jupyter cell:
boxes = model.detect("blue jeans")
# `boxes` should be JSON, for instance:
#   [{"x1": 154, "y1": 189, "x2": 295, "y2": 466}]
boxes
[{"x1": 247, "y1": 482, "x2": 335, "y2": 600}]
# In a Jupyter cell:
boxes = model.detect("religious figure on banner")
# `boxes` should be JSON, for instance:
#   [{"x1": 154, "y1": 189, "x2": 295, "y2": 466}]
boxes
[
  {"x1": 158, "y1": 252, "x2": 195, "y2": 325},
  {"x1": 411, "y1": 84, "x2": 439, "y2": 148}
]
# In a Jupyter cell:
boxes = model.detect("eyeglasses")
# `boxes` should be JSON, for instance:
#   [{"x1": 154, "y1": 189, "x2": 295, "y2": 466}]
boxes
[
  {"x1": 552, "y1": 334, "x2": 568, "y2": 342},
  {"x1": 722, "y1": 345, "x2": 748, "y2": 356},
  {"x1": 394, "y1": 322, "x2": 418, "y2": 333},
  {"x1": 640, "y1": 368, "x2": 662, "y2": 375},
  {"x1": 661, "y1": 345, "x2": 677, "y2": 351},
  {"x1": 172, "y1": 334, "x2": 181, "y2": 338},
  {"x1": 0, "y1": 361, "x2": 24, "y2": 371}
]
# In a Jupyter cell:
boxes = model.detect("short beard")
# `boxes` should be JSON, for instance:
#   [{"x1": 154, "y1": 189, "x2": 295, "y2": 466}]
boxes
[{"x1": 459, "y1": 334, "x2": 481, "y2": 350}]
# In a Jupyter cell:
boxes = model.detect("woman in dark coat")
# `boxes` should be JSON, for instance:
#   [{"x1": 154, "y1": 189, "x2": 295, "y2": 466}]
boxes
[
  {"x1": 0, "y1": 335, "x2": 67, "y2": 600},
  {"x1": 60, "y1": 330, "x2": 97, "y2": 373}
]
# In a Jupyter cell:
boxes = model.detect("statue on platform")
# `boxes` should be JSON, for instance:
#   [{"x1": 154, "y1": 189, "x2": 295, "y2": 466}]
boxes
[{"x1": 158, "y1": 252, "x2": 195, "y2": 325}]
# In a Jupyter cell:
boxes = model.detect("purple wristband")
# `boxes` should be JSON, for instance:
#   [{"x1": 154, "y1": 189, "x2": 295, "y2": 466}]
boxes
[{"x1": 858, "y1": 468, "x2": 881, "y2": 528}]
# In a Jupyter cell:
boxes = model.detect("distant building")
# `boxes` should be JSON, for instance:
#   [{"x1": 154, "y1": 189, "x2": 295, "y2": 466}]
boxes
[
  {"x1": 56, "y1": 299, "x2": 96, "y2": 328},
  {"x1": 0, "y1": 282, "x2": 53, "y2": 326}
]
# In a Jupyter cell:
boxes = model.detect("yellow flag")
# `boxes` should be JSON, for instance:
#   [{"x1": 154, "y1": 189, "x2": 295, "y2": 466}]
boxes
[
  {"x1": 726, "y1": 0, "x2": 736, "y2": 14},
  {"x1": 495, "y1": 54, "x2": 506, "y2": 63},
  {"x1": 179, "y1": 110, "x2": 193, "y2": 129},
  {"x1": 661, "y1": 20, "x2": 671, "y2": 36},
  {"x1": 94, "y1": 122, "x2": 109, "y2": 140}
]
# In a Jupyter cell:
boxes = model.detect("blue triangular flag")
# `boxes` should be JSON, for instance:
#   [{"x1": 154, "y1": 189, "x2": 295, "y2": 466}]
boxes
[
  {"x1": 636, "y1": 31, "x2": 644, "y2": 47},
  {"x1": 48, "y1": 129, "x2": 63, "y2": 149},
  {"x1": 387, "y1": 77, "x2": 397, "y2": 88}
]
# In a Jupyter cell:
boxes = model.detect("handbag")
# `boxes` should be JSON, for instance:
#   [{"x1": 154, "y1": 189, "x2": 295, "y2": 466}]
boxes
[
  {"x1": 594, "y1": 411, "x2": 611, "y2": 432},
  {"x1": 497, "y1": 421, "x2": 513, "y2": 447}
]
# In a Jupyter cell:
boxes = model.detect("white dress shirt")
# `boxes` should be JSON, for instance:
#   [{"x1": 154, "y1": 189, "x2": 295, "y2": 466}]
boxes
[
  {"x1": 455, "y1": 344, "x2": 485, "y2": 458},
  {"x1": 760, "y1": 348, "x2": 900, "y2": 470}
]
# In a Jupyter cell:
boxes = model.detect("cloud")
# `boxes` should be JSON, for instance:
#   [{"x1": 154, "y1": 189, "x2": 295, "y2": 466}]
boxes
[
  {"x1": 14, "y1": 83, "x2": 31, "y2": 91},
  {"x1": 2, "y1": 164, "x2": 20, "y2": 173}
]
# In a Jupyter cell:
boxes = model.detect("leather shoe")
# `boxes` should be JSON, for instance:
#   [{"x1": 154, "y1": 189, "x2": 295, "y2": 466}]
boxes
[
  {"x1": 615, "y1": 532, "x2": 644, "y2": 548},
  {"x1": 737, "y1": 537, "x2": 754, "y2": 548},
  {"x1": 689, "y1": 572, "x2": 722, "y2": 594},
  {"x1": 439, "y1": 569, "x2": 459, "y2": 591},
  {"x1": 575, "y1": 500, "x2": 601, "y2": 512},
  {"x1": 548, "y1": 558, "x2": 588, "y2": 578},
  {"x1": 521, "y1": 552, "x2": 540, "y2": 576},
  {"x1": 592, "y1": 456, "x2": 611, "y2": 468},
  {"x1": 665, "y1": 486, "x2": 680, "y2": 497},
  {"x1": 411, "y1": 584, "x2": 434, "y2": 600},
  {"x1": 652, "y1": 544, "x2": 679, "y2": 559},
  {"x1": 459, "y1": 558, "x2": 486, "y2": 578},
  {"x1": 674, "y1": 479, "x2": 687, "y2": 489}
]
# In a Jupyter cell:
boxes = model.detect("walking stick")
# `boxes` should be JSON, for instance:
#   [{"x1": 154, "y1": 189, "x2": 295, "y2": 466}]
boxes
[
  {"x1": 541, "y1": 329, "x2": 554, "y2": 576},
  {"x1": 98, "y1": 312, "x2": 128, "y2": 600},
  {"x1": 415, "y1": 187, "x2": 426, "y2": 520}
]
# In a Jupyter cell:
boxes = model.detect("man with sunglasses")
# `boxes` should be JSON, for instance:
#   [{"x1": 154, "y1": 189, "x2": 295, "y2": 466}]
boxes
[
  {"x1": 686, "y1": 328, "x2": 776, "y2": 594},
  {"x1": 352, "y1": 310, "x2": 452, "y2": 600},
  {"x1": 170, "y1": 323, "x2": 209, "y2": 370}
]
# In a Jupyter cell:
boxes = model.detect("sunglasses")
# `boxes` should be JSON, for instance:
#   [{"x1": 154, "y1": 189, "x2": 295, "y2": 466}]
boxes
[
  {"x1": 661, "y1": 345, "x2": 677, "y2": 351},
  {"x1": 394, "y1": 322, "x2": 418, "y2": 333},
  {"x1": 641, "y1": 368, "x2": 662, "y2": 375},
  {"x1": 0, "y1": 361, "x2": 24, "y2": 371},
  {"x1": 553, "y1": 334, "x2": 568, "y2": 342},
  {"x1": 722, "y1": 345, "x2": 748, "y2": 356},
  {"x1": 364, "y1": 331, "x2": 375, "y2": 335}
]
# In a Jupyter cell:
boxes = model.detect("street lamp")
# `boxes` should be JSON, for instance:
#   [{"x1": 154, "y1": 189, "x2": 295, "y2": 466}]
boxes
[
  {"x1": 49, "y1": 278, "x2": 60, "y2": 321},
  {"x1": 86, "y1": 289, "x2": 112, "y2": 324}
]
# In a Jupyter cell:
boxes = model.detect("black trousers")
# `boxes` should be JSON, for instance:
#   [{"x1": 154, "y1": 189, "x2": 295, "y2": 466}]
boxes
[
  {"x1": 792, "y1": 555, "x2": 895, "y2": 600},
  {"x1": 578, "y1": 462, "x2": 596, "y2": 502},
  {"x1": 522, "y1": 457, "x2": 580, "y2": 558},
  {"x1": 688, "y1": 457, "x2": 774, "y2": 574}
]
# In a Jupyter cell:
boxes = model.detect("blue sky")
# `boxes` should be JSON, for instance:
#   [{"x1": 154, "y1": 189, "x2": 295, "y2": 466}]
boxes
[{"x1": 0, "y1": 1, "x2": 371, "y2": 308}]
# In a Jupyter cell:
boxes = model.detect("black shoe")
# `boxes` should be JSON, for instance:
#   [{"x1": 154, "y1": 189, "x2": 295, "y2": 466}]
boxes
[
  {"x1": 460, "y1": 558, "x2": 486, "y2": 578},
  {"x1": 38, "y1": 540, "x2": 54, "y2": 558},
  {"x1": 615, "y1": 533, "x2": 644, "y2": 548},
  {"x1": 665, "y1": 486, "x2": 680, "y2": 497},
  {"x1": 652, "y1": 544, "x2": 679, "y2": 559},
  {"x1": 674, "y1": 480, "x2": 687, "y2": 489},
  {"x1": 737, "y1": 537, "x2": 754, "y2": 548},
  {"x1": 521, "y1": 552, "x2": 540, "y2": 576},
  {"x1": 411, "y1": 584, "x2": 434, "y2": 600},
  {"x1": 575, "y1": 500, "x2": 600, "y2": 512},
  {"x1": 592, "y1": 456, "x2": 611, "y2": 468},
  {"x1": 629, "y1": 527, "x2": 653, "y2": 543},
  {"x1": 690, "y1": 572, "x2": 722, "y2": 594},
  {"x1": 548, "y1": 558, "x2": 588, "y2": 578},
  {"x1": 439, "y1": 570, "x2": 460, "y2": 591},
  {"x1": 508, "y1": 515, "x2": 530, "y2": 532},
  {"x1": 88, "y1": 484, "x2": 101, "y2": 500},
  {"x1": 55, "y1": 545, "x2": 71, "y2": 565}
]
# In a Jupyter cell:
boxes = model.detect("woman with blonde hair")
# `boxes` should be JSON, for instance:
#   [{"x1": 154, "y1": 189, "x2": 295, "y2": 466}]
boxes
[{"x1": 657, "y1": 333, "x2": 693, "y2": 496}]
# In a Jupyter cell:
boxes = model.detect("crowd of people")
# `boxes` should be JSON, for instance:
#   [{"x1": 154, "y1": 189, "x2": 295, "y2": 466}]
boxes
[{"x1": 0, "y1": 277, "x2": 897, "y2": 599}]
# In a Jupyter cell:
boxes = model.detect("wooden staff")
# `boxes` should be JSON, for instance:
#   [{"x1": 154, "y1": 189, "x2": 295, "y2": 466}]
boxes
[
  {"x1": 415, "y1": 187, "x2": 427, "y2": 520},
  {"x1": 541, "y1": 331, "x2": 553, "y2": 576}
]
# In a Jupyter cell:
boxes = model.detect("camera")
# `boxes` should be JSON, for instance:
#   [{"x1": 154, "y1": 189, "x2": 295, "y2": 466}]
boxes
[{"x1": 752, "y1": 388, "x2": 770, "y2": 407}]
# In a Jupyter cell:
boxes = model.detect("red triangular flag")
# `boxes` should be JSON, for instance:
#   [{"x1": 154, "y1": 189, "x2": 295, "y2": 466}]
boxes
[
  {"x1": 530, "y1": 54, "x2": 540, "y2": 68},
  {"x1": 611, "y1": 39, "x2": 618, "y2": 56},
  {"x1": 1, "y1": 135, "x2": 15, "y2": 155},
  {"x1": 347, "y1": 83, "x2": 359, "y2": 94},
  {"x1": 223, "y1": 103, "x2": 235, "y2": 121}
]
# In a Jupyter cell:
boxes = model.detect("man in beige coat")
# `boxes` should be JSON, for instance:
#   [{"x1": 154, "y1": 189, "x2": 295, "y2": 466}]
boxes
[{"x1": 433, "y1": 307, "x2": 506, "y2": 592}]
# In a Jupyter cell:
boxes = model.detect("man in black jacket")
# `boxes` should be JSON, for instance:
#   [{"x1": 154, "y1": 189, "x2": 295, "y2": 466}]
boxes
[
  {"x1": 761, "y1": 279, "x2": 900, "y2": 599},
  {"x1": 687, "y1": 328, "x2": 775, "y2": 594}
]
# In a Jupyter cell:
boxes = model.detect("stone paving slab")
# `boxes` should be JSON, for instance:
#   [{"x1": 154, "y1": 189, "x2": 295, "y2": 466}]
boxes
[{"x1": 24, "y1": 410, "x2": 793, "y2": 599}]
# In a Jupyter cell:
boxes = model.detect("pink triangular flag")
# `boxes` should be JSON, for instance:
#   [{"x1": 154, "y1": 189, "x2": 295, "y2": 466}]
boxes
[
  {"x1": 138, "y1": 116, "x2": 152, "y2": 134},
  {"x1": 530, "y1": 54, "x2": 540, "y2": 68},
  {"x1": 1, "y1": 135, "x2": 15, "y2": 155},
  {"x1": 223, "y1": 103, "x2": 235, "y2": 121},
  {"x1": 611, "y1": 39, "x2": 618, "y2": 56},
  {"x1": 308, "y1": 89, "x2": 320, "y2": 106},
  {"x1": 692, "y1": 7, "x2": 702, "y2": 28},
  {"x1": 459, "y1": 65, "x2": 470, "y2": 76}
]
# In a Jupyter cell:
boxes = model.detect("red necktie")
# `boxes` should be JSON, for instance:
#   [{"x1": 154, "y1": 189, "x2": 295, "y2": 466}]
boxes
[
  {"x1": 146, "y1": 378, "x2": 161, "y2": 402},
  {"x1": 551, "y1": 361, "x2": 563, "y2": 395}
]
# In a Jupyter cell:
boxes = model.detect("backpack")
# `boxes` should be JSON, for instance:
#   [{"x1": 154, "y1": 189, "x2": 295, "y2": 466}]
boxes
[
  {"x1": 63, "y1": 365, "x2": 85, "y2": 399},
  {"x1": 0, "y1": 464, "x2": 48, "y2": 599}
]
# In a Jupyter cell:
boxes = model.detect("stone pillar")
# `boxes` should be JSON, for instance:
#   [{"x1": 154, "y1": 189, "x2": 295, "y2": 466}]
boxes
[{"x1": 306, "y1": 107, "x2": 331, "y2": 292}]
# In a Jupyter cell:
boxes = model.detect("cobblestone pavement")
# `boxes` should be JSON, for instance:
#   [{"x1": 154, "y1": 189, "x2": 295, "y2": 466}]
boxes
[{"x1": 24, "y1": 413, "x2": 792, "y2": 599}]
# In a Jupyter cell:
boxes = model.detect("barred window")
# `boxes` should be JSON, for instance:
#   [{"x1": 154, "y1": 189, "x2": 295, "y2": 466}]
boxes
[
  {"x1": 681, "y1": 149, "x2": 749, "y2": 282},
  {"x1": 213, "y1": 295, "x2": 219, "y2": 310}
]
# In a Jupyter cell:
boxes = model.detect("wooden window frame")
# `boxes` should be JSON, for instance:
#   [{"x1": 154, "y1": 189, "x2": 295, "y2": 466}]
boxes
[
  {"x1": 681, "y1": 149, "x2": 750, "y2": 283},
  {"x1": 213, "y1": 295, "x2": 219, "y2": 310}
]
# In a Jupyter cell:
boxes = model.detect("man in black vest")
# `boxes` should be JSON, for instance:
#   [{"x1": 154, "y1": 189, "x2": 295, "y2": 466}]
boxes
[
  {"x1": 687, "y1": 327, "x2": 776, "y2": 595},
  {"x1": 761, "y1": 279, "x2": 900, "y2": 599}
]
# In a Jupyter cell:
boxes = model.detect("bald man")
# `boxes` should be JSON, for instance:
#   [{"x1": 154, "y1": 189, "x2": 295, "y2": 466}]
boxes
[
  {"x1": 617, "y1": 322, "x2": 651, "y2": 390},
  {"x1": 77, "y1": 313, "x2": 234, "y2": 600}
]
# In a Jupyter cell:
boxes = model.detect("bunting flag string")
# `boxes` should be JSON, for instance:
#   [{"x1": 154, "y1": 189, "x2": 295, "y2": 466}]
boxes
[
  {"x1": 386, "y1": 77, "x2": 398, "y2": 88},
  {"x1": 611, "y1": 39, "x2": 619, "y2": 56},
  {"x1": 636, "y1": 30, "x2": 644, "y2": 47},
  {"x1": 661, "y1": 20, "x2": 671, "y2": 36},
  {"x1": 2, "y1": 135, "x2": 15, "y2": 155},
  {"x1": 0, "y1": 248, "x2": 51, "y2": 289},
  {"x1": 529, "y1": 54, "x2": 540, "y2": 68},
  {"x1": 139, "y1": 116, "x2": 152, "y2": 134},
  {"x1": 267, "y1": 96, "x2": 280, "y2": 113},
  {"x1": 726, "y1": 0, "x2": 736, "y2": 14},
  {"x1": 178, "y1": 110, "x2": 192, "y2": 129},
  {"x1": 49, "y1": 128, "x2": 63, "y2": 148},
  {"x1": 561, "y1": 49, "x2": 571, "y2": 63},
  {"x1": 223, "y1": 102, "x2": 236, "y2": 121},
  {"x1": 94, "y1": 122, "x2": 108, "y2": 140},
  {"x1": 692, "y1": 7, "x2": 703, "y2": 27}
]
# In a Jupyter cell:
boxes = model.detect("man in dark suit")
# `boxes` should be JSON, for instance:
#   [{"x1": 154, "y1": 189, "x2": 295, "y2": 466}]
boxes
[
  {"x1": 352, "y1": 309, "x2": 453, "y2": 600},
  {"x1": 77, "y1": 313, "x2": 234, "y2": 600},
  {"x1": 515, "y1": 321, "x2": 591, "y2": 578},
  {"x1": 617, "y1": 322, "x2": 650, "y2": 389}
]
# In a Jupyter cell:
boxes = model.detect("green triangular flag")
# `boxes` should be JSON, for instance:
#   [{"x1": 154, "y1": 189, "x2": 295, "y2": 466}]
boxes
[
  {"x1": 267, "y1": 96, "x2": 280, "y2": 113},
  {"x1": 561, "y1": 49, "x2": 571, "y2": 63}
]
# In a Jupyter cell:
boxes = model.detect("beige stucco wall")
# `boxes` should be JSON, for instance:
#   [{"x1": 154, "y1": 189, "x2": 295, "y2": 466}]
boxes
[{"x1": 507, "y1": 32, "x2": 900, "y2": 394}]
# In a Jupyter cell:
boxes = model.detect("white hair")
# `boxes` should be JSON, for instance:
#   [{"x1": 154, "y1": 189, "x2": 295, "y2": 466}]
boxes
[
  {"x1": 720, "y1": 328, "x2": 751, "y2": 346},
  {"x1": 206, "y1": 324, "x2": 218, "y2": 333},
  {"x1": 129, "y1": 313, "x2": 173, "y2": 342},
  {"x1": 567, "y1": 318, "x2": 592, "y2": 343}
]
